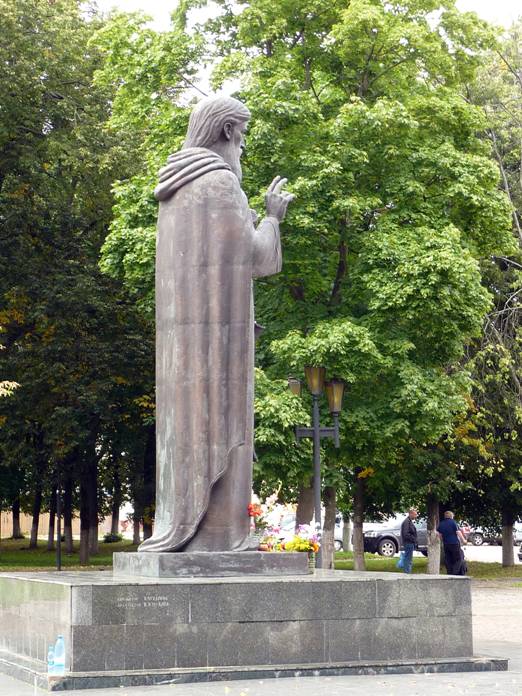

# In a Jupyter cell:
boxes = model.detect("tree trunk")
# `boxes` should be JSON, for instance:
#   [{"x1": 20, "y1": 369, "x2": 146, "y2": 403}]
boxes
[
  {"x1": 295, "y1": 484, "x2": 314, "y2": 528},
  {"x1": 79, "y1": 474, "x2": 90, "y2": 566},
  {"x1": 142, "y1": 424, "x2": 155, "y2": 540},
  {"x1": 88, "y1": 525, "x2": 98, "y2": 553},
  {"x1": 11, "y1": 498, "x2": 23, "y2": 539},
  {"x1": 501, "y1": 508, "x2": 515, "y2": 567},
  {"x1": 29, "y1": 482, "x2": 43, "y2": 549},
  {"x1": 63, "y1": 474, "x2": 73, "y2": 555},
  {"x1": 342, "y1": 514, "x2": 353, "y2": 552},
  {"x1": 321, "y1": 486, "x2": 336, "y2": 569},
  {"x1": 133, "y1": 517, "x2": 141, "y2": 545},
  {"x1": 87, "y1": 455, "x2": 98, "y2": 555},
  {"x1": 143, "y1": 519, "x2": 153, "y2": 540},
  {"x1": 426, "y1": 493, "x2": 441, "y2": 574},
  {"x1": 110, "y1": 464, "x2": 121, "y2": 536},
  {"x1": 46, "y1": 488, "x2": 57, "y2": 551},
  {"x1": 131, "y1": 479, "x2": 143, "y2": 546},
  {"x1": 490, "y1": 128, "x2": 522, "y2": 244},
  {"x1": 111, "y1": 508, "x2": 120, "y2": 536},
  {"x1": 352, "y1": 471, "x2": 366, "y2": 571},
  {"x1": 501, "y1": 524, "x2": 514, "y2": 567}
]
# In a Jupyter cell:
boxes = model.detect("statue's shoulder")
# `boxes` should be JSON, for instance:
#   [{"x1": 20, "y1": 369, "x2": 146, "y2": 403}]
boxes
[
  {"x1": 193, "y1": 168, "x2": 241, "y2": 197},
  {"x1": 155, "y1": 148, "x2": 239, "y2": 203},
  {"x1": 187, "y1": 168, "x2": 244, "y2": 209}
]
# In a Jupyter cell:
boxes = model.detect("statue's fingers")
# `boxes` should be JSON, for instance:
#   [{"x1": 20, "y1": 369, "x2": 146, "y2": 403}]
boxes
[
  {"x1": 267, "y1": 176, "x2": 281, "y2": 193},
  {"x1": 273, "y1": 177, "x2": 288, "y2": 194},
  {"x1": 284, "y1": 193, "x2": 296, "y2": 202}
]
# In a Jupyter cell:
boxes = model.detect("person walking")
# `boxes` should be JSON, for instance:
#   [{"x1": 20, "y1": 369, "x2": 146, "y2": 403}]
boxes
[
  {"x1": 437, "y1": 511, "x2": 467, "y2": 575},
  {"x1": 400, "y1": 509, "x2": 418, "y2": 574}
]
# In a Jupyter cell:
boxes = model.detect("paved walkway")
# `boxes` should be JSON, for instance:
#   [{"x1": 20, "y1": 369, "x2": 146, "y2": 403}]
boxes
[{"x1": 0, "y1": 580, "x2": 520, "y2": 696}]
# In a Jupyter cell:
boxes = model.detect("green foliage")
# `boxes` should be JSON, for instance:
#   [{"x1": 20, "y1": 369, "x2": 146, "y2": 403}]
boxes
[
  {"x1": 91, "y1": 0, "x2": 515, "y2": 515},
  {"x1": 102, "y1": 532, "x2": 123, "y2": 543},
  {"x1": 253, "y1": 369, "x2": 311, "y2": 497},
  {"x1": 0, "y1": 0, "x2": 517, "y2": 544},
  {"x1": 0, "y1": 381, "x2": 17, "y2": 399},
  {"x1": 0, "y1": 0, "x2": 155, "y2": 552},
  {"x1": 398, "y1": 23, "x2": 522, "y2": 527},
  {"x1": 92, "y1": 10, "x2": 203, "y2": 315}
]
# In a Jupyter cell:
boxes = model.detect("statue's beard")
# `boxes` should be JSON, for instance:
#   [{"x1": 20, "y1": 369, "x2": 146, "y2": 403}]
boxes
[
  {"x1": 230, "y1": 157, "x2": 243, "y2": 182},
  {"x1": 221, "y1": 143, "x2": 243, "y2": 183}
]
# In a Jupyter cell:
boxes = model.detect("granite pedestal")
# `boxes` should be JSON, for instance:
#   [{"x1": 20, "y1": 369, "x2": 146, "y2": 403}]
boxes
[
  {"x1": 113, "y1": 550, "x2": 309, "y2": 577},
  {"x1": 0, "y1": 570, "x2": 507, "y2": 691}
]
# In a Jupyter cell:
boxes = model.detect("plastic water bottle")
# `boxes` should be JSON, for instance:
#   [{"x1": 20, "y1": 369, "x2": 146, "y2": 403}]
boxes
[
  {"x1": 53, "y1": 635, "x2": 65, "y2": 675},
  {"x1": 47, "y1": 646, "x2": 54, "y2": 675}
]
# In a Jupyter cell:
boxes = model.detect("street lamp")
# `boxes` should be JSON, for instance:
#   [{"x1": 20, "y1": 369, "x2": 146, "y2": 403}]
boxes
[
  {"x1": 287, "y1": 377, "x2": 303, "y2": 397},
  {"x1": 325, "y1": 379, "x2": 345, "y2": 448},
  {"x1": 55, "y1": 466, "x2": 62, "y2": 571},
  {"x1": 288, "y1": 367, "x2": 345, "y2": 567}
]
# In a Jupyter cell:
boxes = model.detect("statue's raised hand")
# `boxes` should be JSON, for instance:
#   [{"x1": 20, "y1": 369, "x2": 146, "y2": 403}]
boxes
[{"x1": 265, "y1": 176, "x2": 295, "y2": 222}]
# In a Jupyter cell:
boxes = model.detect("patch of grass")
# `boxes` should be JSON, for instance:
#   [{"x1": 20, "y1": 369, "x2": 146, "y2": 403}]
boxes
[
  {"x1": 463, "y1": 562, "x2": 522, "y2": 579},
  {"x1": 334, "y1": 551, "x2": 522, "y2": 579},
  {"x1": 1, "y1": 540, "x2": 520, "y2": 581},
  {"x1": 0, "y1": 538, "x2": 137, "y2": 572},
  {"x1": 334, "y1": 552, "x2": 428, "y2": 574}
]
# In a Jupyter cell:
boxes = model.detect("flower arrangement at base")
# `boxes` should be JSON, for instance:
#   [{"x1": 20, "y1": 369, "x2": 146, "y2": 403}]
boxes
[
  {"x1": 257, "y1": 534, "x2": 284, "y2": 552},
  {"x1": 280, "y1": 525, "x2": 320, "y2": 554},
  {"x1": 247, "y1": 502, "x2": 269, "y2": 538}
]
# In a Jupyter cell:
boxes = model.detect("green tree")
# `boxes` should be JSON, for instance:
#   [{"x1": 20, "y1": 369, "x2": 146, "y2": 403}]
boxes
[
  {"x1": 210, "y1": 0, "x2": 514, "y2": 567},
  {"x1": 94, "y1": 1, "x2": 515, "y2": 569},
  {"x1": 92, "y1": 9, "x2": 205, "y2": 316},
  {"x1": 454, "y1": 21, "x2": 522, "y2": 566},
  {"x1": 399, "y1": 21, "x2": 522, "y2": 570},
  {"x1": 0, "y1": 0, "x2": 155, "y2": 561}
]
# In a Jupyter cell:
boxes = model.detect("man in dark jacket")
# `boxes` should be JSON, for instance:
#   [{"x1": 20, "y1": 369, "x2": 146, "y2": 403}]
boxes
[
  {"x1": 437, "y1": 511, "x2": 467, "y2": 575},
  {"x1": 400, "y1": 509, "x2": 418, "y2": 573}
]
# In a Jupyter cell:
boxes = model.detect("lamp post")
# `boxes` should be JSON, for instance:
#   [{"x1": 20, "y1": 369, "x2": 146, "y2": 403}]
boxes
[
  {"x1": 289, "y1": 367, "x2": 345, "y2": 568},
  {"x1": 55, "y1": 467, "x2": 62, "y2": 571}
]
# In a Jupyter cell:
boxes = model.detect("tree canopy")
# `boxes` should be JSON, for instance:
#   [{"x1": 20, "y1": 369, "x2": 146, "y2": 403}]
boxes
[
  {"x1": 95, "y1": 0, "x2": 514, "y2": 510},
  {"x1": 1, "y1": 0, "x2": 520, "y2": 567}
]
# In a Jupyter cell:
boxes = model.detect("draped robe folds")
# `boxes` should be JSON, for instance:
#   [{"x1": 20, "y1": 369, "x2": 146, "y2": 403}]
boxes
[{"x1": 138, "y1": 148, "x2": 282, "y2": 553}]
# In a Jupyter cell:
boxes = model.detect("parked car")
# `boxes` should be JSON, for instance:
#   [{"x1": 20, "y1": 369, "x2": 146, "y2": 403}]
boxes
[
  {"x1": 514, "y1": 523, "x2": 522, "y2": 545},
  {"x1": 467, "y1": 526, "x2": 519, "y2": 546},
  {"x1": 363, "y1": 516, "x2": 428, "y2": 557},
  {"x1": 459, "y1": 521, "x2": 472, "y2": 540},
  {"x1": 467, "y1": 528, "x2": 497, "y2": 546},
  {"x1": 518, "y1": 542, "x2": 522, "y2": 563}
]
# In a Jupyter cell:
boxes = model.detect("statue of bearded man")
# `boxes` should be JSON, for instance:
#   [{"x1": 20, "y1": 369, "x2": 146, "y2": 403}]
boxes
[{"x1": 139, "y1": 96, "x2": 294, "y2": 553}]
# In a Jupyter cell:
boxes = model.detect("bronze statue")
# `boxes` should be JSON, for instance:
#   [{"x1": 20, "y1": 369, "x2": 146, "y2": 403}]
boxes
[{"x1": 139, "y1": 96, "x2": 294, "y2": 553}]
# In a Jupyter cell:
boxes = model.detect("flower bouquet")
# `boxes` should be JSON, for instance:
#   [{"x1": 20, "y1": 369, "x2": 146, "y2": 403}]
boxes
[
  {"x1": 281, "y1": 525, "x2": 321, "y2": 572},
  {"x1": 257, "y1": 534, "x2": 283, "y2": 552},
  {"x1": 247, "y1": 502, "x2": 269, "y2": 545},
  {"x1": 280, "y1": 524, "x2": 320, "y2": 554}
]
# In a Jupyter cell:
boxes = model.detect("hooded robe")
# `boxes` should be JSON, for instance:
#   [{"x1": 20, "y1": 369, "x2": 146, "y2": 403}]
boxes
[{"x1": 138, "y1": 147, "x2": 282, "y2": 553}]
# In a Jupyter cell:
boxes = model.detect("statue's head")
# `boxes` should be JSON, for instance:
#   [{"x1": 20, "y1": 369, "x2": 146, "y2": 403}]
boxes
[{"x1": 184, "y1": 96, "x2": 251, "y2": 181}]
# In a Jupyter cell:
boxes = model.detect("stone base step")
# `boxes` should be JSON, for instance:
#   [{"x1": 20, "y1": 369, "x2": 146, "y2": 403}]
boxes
[{"x1": 0, "y1": 651, "x2": 509, "y2": 692}]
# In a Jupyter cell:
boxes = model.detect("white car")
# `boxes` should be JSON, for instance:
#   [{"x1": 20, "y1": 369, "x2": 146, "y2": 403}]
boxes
[{"x1": 514, "y1": 523, "x2": 522, "y2": 545}]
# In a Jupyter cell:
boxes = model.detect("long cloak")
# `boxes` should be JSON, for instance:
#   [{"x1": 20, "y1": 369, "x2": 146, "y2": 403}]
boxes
[{"x1": 138, "y1": 147, "x2": 281, "y2": 553}]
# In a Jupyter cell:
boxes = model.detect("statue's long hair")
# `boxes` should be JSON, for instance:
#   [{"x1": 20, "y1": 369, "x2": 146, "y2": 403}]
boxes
[{"x1": 183, "y1": 96, "x2": 251, "y2": 149}]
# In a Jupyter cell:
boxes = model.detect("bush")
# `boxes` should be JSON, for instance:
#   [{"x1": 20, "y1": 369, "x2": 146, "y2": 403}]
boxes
[{"x1": 103, "y1": 532, "x2": 123, "y2": 543}]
